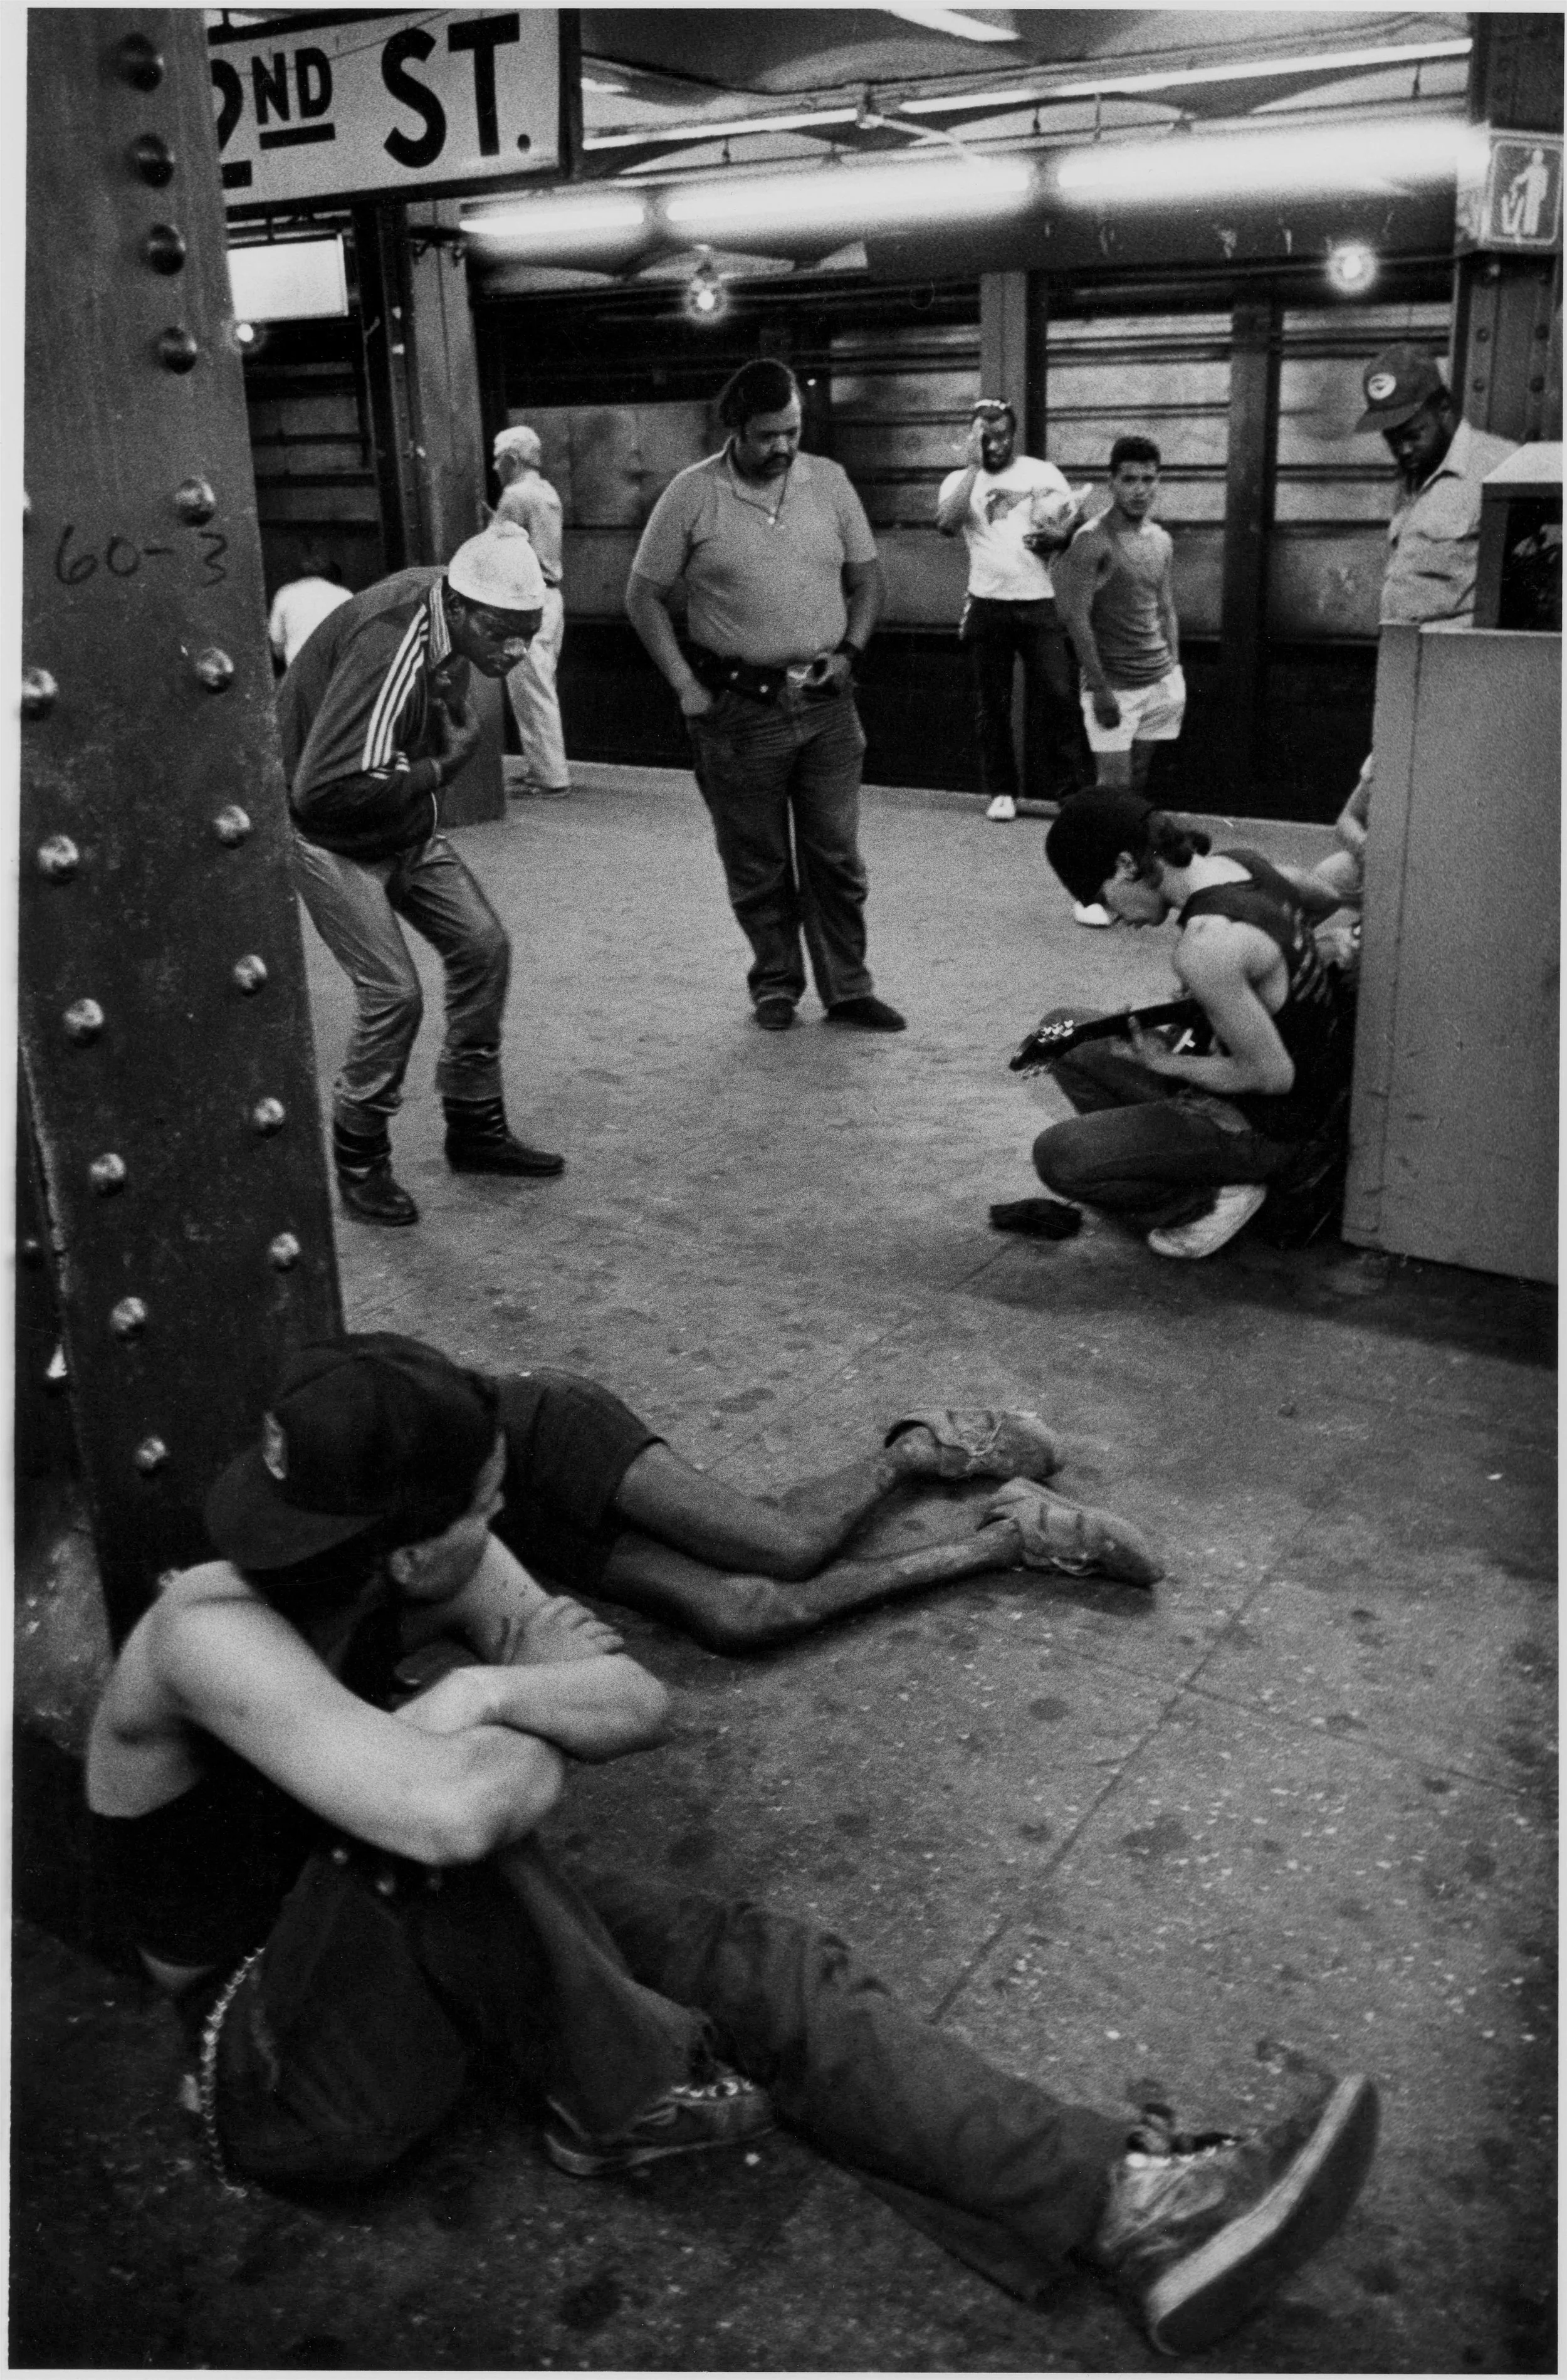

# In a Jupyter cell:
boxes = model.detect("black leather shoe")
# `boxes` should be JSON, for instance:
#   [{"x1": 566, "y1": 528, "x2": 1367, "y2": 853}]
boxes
[
  {"x1": 444, "y1": 1099, "x2": 565, "y2": 1177},
  {"x1": 825, "y1": 995, "x2": 906, "y2": 1032},
  {"x1": 753, "y1": 997, "x2": 796, "y2": 1031},
  {"x1": 337, "y1": 1166, "x2": 419, "y2": 1227}
]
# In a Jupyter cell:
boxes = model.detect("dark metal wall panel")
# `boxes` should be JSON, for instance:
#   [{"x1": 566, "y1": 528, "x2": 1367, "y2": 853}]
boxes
[{"x1": 22, "y1": 9, "x2": 342, "y2": 1639}]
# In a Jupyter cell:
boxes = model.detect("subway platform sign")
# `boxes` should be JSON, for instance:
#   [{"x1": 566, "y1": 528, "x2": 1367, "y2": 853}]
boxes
[
  {"x1": 211, "y1": 10, "x2": 562, "y2": 211},
  {"x1": 1456, "y1": 129, "x2": 1563, "y2": 254}
]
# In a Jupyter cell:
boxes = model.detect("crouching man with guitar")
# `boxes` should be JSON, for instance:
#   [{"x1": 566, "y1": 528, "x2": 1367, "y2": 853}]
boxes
[{"x1": 995, "y1": 792, "x2": 1355, "y2": 1261}]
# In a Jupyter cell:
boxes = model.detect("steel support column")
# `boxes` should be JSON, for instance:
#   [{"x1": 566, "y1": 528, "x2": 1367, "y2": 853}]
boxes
[
  {"x1": 1453, "y1": 11, "x2": 1564, "y2": 443},
  {"x1": 1217, "y1": 296, "x2": 1280, "y2": 807},
  {"x1": 22, "y1": 9, "x2": 342, "y2": 1640}
]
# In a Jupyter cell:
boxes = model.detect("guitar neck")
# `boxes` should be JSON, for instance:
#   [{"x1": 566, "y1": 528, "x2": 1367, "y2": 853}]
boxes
[{"x1": 1068, "y1": 999, "x2": 1203, "y2": 1049}]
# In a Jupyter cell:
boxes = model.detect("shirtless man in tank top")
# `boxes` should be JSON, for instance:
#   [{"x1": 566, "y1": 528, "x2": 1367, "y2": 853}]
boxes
[{"x1": 1052, "y1": 438, "x2": 1185, "y2": 807}]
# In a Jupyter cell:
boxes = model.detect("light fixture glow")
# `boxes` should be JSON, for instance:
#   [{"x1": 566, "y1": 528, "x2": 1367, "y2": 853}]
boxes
[
  {"x1": 1326, "y1": 240, "x2": 1378, "y2": 293},
  {"x1": 461, "y1": 192, "x2": 649, "y2": 249},
  {"x1": 588, "y1": 106, "x2": 859, "y2": 151},
  {"x1": 233, "y1": 320, "x2": 258, "y2": 347},
  {"x1": 684, "y1": 258, "x2": 728, "y2": 319},
  {"x1": 880, "y1": 4, "x2": 1015, "y2": 41},
  {"x1": 1054, "y1": 116, "x2": 1467, "y2": 201},
  {"x1": 666, "y1": 157, "x2": 1032, "y2": 239}
]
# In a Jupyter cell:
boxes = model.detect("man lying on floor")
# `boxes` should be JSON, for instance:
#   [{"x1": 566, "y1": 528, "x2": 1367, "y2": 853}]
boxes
[
  {"x1": 86, "y1": 1333, "x2": 1378, "y2": 2359},
  {"x1": 372, "y1": 1329, "x2": 1164, "y2": 1656}
]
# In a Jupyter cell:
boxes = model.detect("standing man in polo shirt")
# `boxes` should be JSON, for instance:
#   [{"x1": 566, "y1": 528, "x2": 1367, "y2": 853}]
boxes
[
  {"x1": 935, "y1": 397, "x2": 1092, "y2": 825},
  {"x1": 280, "y1": 522, "x2": 566, "y2": 1228},
  {"x1": 493, "y1": 424, "x2": 572, "y2": 799},
  {"x1": 1356, "y1": 344, "x2": 1517, "y2": 627},
  {"x1": 625, "y1": 359, "x2": 904, "y2": 1034}
]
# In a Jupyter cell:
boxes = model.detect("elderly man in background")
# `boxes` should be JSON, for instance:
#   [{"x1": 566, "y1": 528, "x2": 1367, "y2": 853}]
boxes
[
  {"x1": 625, "y1": 358, "x2": 904, "y2": 1035},
  {"x1": 1358, "y1": 344, "x2": 1517, "y2": 628},
  {"x1": 493, "y1": 424, "x2": 572, "y2": 800}
]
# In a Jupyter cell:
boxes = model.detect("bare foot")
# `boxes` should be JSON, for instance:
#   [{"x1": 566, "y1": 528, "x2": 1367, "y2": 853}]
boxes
[{"x1": 518, "y1": 1596, "x2": 626, "y2": 1665}]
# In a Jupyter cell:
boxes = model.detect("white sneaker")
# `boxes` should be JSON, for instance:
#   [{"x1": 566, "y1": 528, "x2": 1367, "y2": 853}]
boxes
[
  {"x1": 1074, "y1": 901, "x2": 1112, "y2": 928},
  {"x1": 985, "y1": 794, "x2": 1019, "y2": 822},
  {"x1": 1147, "y1": 1184, "x2": 1267, "y2": 1260}
]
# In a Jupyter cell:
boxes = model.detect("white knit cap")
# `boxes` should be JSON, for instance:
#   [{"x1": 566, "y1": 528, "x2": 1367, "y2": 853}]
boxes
[
  {"x1": 446, "y1": 520, "x2": 546, "y2": 610},
  {"x1": 493, "y1": 423, "x2": 542, "y2": 466}
]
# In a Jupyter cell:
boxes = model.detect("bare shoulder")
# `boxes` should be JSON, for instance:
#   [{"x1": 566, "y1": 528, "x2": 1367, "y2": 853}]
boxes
[{"x1": 1178, "y1": 910, "x2": 1276, "y2": 986}]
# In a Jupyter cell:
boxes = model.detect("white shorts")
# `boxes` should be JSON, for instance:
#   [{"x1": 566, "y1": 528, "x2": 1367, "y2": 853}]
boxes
[{"x1": 1081, "y1": 665, "x2": 1186, "y2": 753}]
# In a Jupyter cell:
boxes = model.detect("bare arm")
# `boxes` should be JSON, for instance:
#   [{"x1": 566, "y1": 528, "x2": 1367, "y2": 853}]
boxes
[
  {"x1": 625, "y1": 570, "x2": 713, "y2": 716},
  {"x1": 149, "y1": 1581, "x2": 567, "y2": 1865},
  {"x1": 395, "y1": 1653, "x2": 671, "y2": 1764},
  {"x1": 936, "y1": 463, "x2": 980, "y2": 536},
  {"x1": 1158, "y1": 543, "x2": 1180, "y2": 663},
  {"x1": 1052, "y1": 533, "x2": 1119, "y2": 721},
  {"x1": 1126, "y1": 917, "x2": 1295, "y2": 1096},
  {"x1": 842, "y1": 555, "x2": 883, "y2": 651}
]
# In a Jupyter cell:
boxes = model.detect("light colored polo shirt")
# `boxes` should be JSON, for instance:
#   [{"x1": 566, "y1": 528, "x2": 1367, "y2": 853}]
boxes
[
  {"x1": 495, "y1": 473, "x2": 564, "y2": 583},
  {"x1": 1381, "y1": 417, "x2": 1519, "y2": 626},
  {"x1": 268, "y1": 574, "x2": 352, "y2": 668},
  {"x1": 630, "y1": 447, "x2": 878, "y2": 664},
  {"x1": 938, "y1": 453, "x2": 1072, "y2": 600}
]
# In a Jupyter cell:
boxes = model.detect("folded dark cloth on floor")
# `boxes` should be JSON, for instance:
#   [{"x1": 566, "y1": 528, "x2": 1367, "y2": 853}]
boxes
[{"x1": 988, "y1": 1198, "x2": 1084, "y2": 1240}]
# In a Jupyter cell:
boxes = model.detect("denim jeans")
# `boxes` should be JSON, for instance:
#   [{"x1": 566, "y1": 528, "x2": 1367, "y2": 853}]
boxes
[
  {"x1": 212, "y1": 1839, "x2": 1123, "y2": 2302},
  {"x1": 1032, "y1": 1025, "x2": 1296, "y2": 1233},
  {"x1": 290, "y1": 829, "x2": 510, "y2": 1131},
  {"x1": 960, "y1": 598, "x2": 1092, "y2": 804},
  {"x1": 686, "y1": 686, "x2": 876, "y2": 1009}
]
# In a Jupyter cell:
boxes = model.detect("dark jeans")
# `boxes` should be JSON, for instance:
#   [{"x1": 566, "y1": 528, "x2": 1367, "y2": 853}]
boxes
[
  {"x1": 1032, "y1": 1025, "x2": 1297, "y2": 1234},
  {"x1": 212, "y1": 1837, "x2": 1123, "y2": 2303},
  {"x1": 960, "y1": 598, "x2": 1091, "y2": 804},
  {"x1": 686, "y1": 686, "x2": 876, "y2": 1010}
]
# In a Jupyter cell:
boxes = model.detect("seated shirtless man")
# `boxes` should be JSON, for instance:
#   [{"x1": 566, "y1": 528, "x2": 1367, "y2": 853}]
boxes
[
  {"x1": 995, "y1": 792, "x2": 1354, "y2": 1262},
  {"x1": 85, "y1": 1333, "x2": 1379, "y2": 2357}
]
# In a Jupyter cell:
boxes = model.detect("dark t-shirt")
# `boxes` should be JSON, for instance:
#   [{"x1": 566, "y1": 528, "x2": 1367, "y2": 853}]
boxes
[{"x1": 1180, "y1": 851, "x2": 1354, "y2": 1142}]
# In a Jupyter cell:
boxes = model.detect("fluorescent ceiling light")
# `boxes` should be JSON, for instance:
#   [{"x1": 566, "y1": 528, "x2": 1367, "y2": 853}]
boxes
[
  {"x1": 666, "y1": 156, "x2": 1031, "y2": 238},
  {"x1": 900, "y1": 38, "x2": 1472, "y2": 113},
  {"x1": 462, "y1": 192, "x2": 649, "y2": 248},
  {"x1": 1055, "y1": 115, "x2": 1469, "y2": 201},
  {"x1": 881, "y1": 4, "x2": 1015, "y2": 41},
  {"x1": 588, "y1": 107, "x2": 859, "y2": 150}
]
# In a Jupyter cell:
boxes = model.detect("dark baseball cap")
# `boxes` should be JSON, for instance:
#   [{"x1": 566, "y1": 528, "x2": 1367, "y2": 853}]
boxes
[
  {"x1": 204, "y1": 1333, "x2": 500, "y2": 1571},
  {"x1": 1356, "y1": 345, "x2": 1447, "y2": 433},
  {"x1": 1044, "y1": 790, "x2": 1153, "y2": 908}
]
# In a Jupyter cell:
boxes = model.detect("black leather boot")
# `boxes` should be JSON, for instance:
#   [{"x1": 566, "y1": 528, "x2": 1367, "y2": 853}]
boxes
[
  {"x1": 333, "y1": 1118, "x2": 419, "y2": 1226},
  {"x1": 443, "y1": 1098, "x2": 565, "y2": 1177}
]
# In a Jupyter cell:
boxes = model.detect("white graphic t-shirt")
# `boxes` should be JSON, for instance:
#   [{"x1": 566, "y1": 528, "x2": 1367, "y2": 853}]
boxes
[{"x1": 939, "y1": 454, "x2": 1074, "y2": 601}]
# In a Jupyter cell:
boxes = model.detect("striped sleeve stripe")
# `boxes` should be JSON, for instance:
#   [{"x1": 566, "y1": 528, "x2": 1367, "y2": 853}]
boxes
[{"x1": 360, "y1": 612, "x2": 429, "y2": 773}]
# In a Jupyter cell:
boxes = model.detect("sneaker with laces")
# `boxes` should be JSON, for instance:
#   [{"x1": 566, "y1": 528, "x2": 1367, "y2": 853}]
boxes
[
  {"x1": 983, "y1": 1477, "x2": 1164, "y2": 1586},
  {"x1": 985, "y1": 794, "x2": 1019, "y2": 822},
  {"x1": 1094, "y1": 2077, "x2": 1380, "y2": 2356},
  {"x1": 543, "y1": 2065, "x2": 774, "y2": 2177},
  {"x1": 1147, "y1": 1183, "x2": 1267, "y2": 1260}
]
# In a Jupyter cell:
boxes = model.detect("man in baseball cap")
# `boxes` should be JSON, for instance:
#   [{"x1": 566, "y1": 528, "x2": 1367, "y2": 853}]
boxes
[
  {"x1": 278, "y1": 522, "x2": 564, "y2": 1225},
  {"x1": 491, "y1": 422, "x2": 572, "y2": 799},
  {"x1": 1356, "y1": 344, "x2": 1518, "y2": 628}
]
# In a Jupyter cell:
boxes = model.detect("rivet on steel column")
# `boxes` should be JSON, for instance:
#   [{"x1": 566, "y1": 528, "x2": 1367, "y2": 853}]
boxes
[
  {"x1": 22, "y1": 667, "x2": 58, "y2": 718},
  {"x1": 89, "y1": 1154, "x2": 128, "y2": 1195},
  {"x1": 144, "y1": 224, "x2": 187, "y2": 275},
  {"x1": 268, "y1": 1234, "x2": 302, "y2": 1271},
  {"x1": 128, "y1": 132, "x2": 174, "y2": 186},
  {"x1": 212, "y1": 804, "x2": 252, "y2": 845},
  {"x1": 63, "y1": 999, "x2": 105, "y2": 1045},
  {"x1": 158, "y1": 327, "x2": 200, "y2": 374},
  {"x1": 251, "y1": 1098, "x2": 286, "y2": 1135},
  {"x1": 110, "y1": 1297, "x2": 149, "y2": 1341},
  {"x1": 175, "y1": 478, "x2": 217, "y2": 525},
  {"x1": 36, "y1": 834, "x2": 80, "y2": 881},
  {"x1": 194, "y1": 647, "x2": 235, "y2": 690},
  {"x1": 232, "y1": 955, "x2": 268, "y2": 995},
  {"x1": 115, "y1": 31, "x2": 164, "y2": 90},
  {"x1": 134, "y1": 1437, "x2": 170, "y2": 1474}
]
